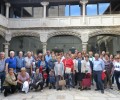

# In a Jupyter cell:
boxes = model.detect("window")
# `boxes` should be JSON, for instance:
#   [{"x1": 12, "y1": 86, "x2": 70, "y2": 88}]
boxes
[{"x1": 87, "y1": 4, "x2": 97, "y2": 16}]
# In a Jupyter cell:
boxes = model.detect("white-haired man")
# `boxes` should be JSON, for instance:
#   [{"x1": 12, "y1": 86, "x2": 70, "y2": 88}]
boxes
[
  {"x1": 16, "y1": 51, "x2": 25, "y2": 72},
  {"x1": 24, "y1": 51, "x2": 34, "y2": 76},
  {"x1": 0, "y1": 52, "x2": 6, "y2": 92},
  {"x1": 5, "y1": 51, "x2": 17, "y2": 73}
]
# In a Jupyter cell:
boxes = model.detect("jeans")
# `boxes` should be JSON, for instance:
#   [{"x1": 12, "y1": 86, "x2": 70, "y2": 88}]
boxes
[
  {"x1": 114, "y1": 70, "x2": 120, "y2": 90},
  {"x1": 64, "y1": 73, "x2": 73, "y2": 88},
  {"x1": 56, "y1": 75, "x2": 62, "y2": 90},
  {"x1": 0, "y1": 71, "x2": 5, "y2": 92},
  {"x1": 93, "y1": 71, "x2": 104, "y2": 90}
]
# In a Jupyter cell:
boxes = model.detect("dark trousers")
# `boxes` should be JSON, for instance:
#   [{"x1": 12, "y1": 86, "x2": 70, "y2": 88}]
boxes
[
  {"x1": 112, "y1": 73, "x2": 115, "y2": 84},
  {"x1": 3, "y1": 85, "x2": 16, "y2": 96},
  {"x1": 30, "y1": 82, "x2": 43, "y2": 90},
  {"x1": 114, "y1": 70, "x2": 120, "y2": 90},
  {"x1": 104, "y1": 70, "x2": 112, "y2": 88},
  {"x1": 93, "y1": 71, "x2": 104, "y2": 90},
  {"x1": 0, "y1": 71, "x2": 5, "y2": 92},
  {"x1": 64, "y1": 73, "x2": 73, "y2": 88},
  {"x1": 73, "y1": 71, "x2": 77, "y2": 86}
]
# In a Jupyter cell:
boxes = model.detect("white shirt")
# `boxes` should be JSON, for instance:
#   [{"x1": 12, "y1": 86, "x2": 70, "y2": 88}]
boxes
[
  {"x1": 86, "y1": 61, "x2": 91, "y2": 74},
  {"x1": 114, "y1": 61, "x2": 120, "y2": 71},
  {"x1": 24, "y1": 57, "x2": 34, "y2": 68}
]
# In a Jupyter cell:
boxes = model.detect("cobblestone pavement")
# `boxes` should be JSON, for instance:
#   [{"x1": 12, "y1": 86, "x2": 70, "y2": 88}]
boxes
[{"x1": 0, "y1": 85, "x2": 120, "y2": 100}]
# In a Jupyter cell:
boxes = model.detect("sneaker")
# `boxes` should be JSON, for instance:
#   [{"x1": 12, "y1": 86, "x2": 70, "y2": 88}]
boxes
[
  {"x1": 95, "y1": 89, "x2": 100, "y2": 91},
  {"x1": 4, "y1": 91, "x2": 7, "y2": 97},
  {"x1": 69, "y1": 88, "x2": 72, "y2": 91}
]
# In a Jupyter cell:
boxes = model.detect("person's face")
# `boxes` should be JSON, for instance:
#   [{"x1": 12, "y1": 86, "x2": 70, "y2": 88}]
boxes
[
  {"x1": 105, "y1": 55, "x2": 109, "y2": 60},
  {"x1": 10, "y1": 53, "x2": 14, "y2": 58},
  {"x1": 19, "y1": 53, "x2": 23, "y2": 57},
  {"x1": 42, "y1": 57, "x2": 44, "y2": 61},
  {"x1": 66, "y1": 54, "x2": 70, "y2": 59},
  {"x1": 0, "y1": 53, "x2": 5, "y2": 59},
  {"x1": 52, "y1": 55, "x2": 55, "y2": 59},
  {"x1": 95, "y1": 55, "x2": 99, "y2": 60},
  {"x1": 21, "y1": 70, "x2": 26, "y2": 75},
  {"x1": 28, "y1": 53, "x2": 31, "y2": 57},
  {"x1": 57, "y1": 57, "x2": 61, "y2": 62},
  {"x1": 85, "y1": 57, "x2": 89, "y2": 61},
  {"x1": 78, "y1": 53, "x2": 82, "y2": 58},
  {"x1": 89, "y1": 52, "x2": 93, "y2": 57},
  {"x1": 102, "y1": 51, "x2": 105, "y2": 56},
  {"x1": 47, "y1": 51, "x2": 50, "y2": 55},
  {"x1": 9, "y1": 69, "x2": 14, "y2": 75}
]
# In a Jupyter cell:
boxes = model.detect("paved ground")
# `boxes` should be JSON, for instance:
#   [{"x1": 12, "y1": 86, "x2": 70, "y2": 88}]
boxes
[{"x1": 0, "y1": 85, "x2": 120, "y2": 100}]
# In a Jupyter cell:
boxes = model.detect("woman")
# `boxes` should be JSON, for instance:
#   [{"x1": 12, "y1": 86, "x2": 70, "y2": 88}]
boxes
[
  {"x1": 81, "y1": 54, "x2": 93, "y2": 90},
  {"x1": 3, "y1": 68, "x2": 17, "y2": 97},
  {"x1": 37, "y1": 55, "x2": 48, "y2": 87},
  {"x1": 30, "y1": 68, "x2": 43, "y2": 91},
  {"x1": 104, "y1": 54, "x2": 113, "y2": 89},
  {"x1": 17, "y1": 67, "x2": 30, "y2": 93},
  {"x1": 113, "y1": 55, "x2": 120, "y2": 91},
  {"x1": 71, "y1": 54, "x2": 78, "y2": 86},
  {"x1": 63, "y1": 53, "x2": 74, "y2": 90},
  {"x1": 54, "y1": 56, "x2": 64, "y2": 90}
]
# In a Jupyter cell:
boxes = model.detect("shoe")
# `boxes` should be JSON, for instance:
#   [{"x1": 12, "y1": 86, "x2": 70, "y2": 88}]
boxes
[
  {"x1": 41, "y1": 90, "x2": 43, "y2": 92},
  {"x1": 95, "y1": 89, "x2": 100, "y2": 91},
  {"x1": 53, "y1": 86, "x2": 56, "y2": 89},
  {"x1": 4, "y1": 91, "x2": 7, "y2": 97},
  {"x1": 101, "y1": 90, "x2": 104, "y2": 94},
  {"x1": 110, "y1": 87, "x2": 113, "y2": 89},
  {"x1": 69, "y1": 88, "x2": 72, "y2": 91},
  {"x1": 78, "y1": 87, "x2": 81, "y2": 90},
  {"x1": 49, "y1": 86, "x2": 52, "y2": 89}
]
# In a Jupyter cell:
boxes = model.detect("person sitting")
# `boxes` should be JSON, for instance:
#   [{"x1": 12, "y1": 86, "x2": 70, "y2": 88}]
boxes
[
  {"x1": 3, "y1": 68, "x2": 17, "y2": 97},
  {"x1": 30, "y1": 68, "x2": 43, "y2": 91},
  {"x1": 17, "y1": 67, "x2": 30, "y2": 93},
  {"x1": 49, "y1": 69, "x2": 56, "y2": 89}
]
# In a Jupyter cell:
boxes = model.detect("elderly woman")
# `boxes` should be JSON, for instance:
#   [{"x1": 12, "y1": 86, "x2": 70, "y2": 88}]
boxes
[
  {"x1": 62, "y1": 53, "x2": 74, "y2": 90},
  {"x1": 54, "y1": 56, "x2": 64, "y2": 90},
  {"x1": 17, "y1": 68, "x2": 30, "y2": 93},
  {"x1": 30, "y1": 68, "x2": 43, "y2": 91},
  {"x1": 3, "y1": 68, "x2": 17, "y2": 97}
]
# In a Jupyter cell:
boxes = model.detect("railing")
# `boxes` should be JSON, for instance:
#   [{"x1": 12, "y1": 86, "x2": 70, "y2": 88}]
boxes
[
  {"x1": 0, "y1": 14, "x2": 120, "y2": 28},
  {"x1": 0, "y1": 14, "x2": 8, "y2": 27}
]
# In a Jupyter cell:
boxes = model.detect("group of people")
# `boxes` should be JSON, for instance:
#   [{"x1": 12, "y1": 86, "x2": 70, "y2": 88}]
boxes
[{"x1": 0, "y1": 50, "x2": 120, "y2": 97}]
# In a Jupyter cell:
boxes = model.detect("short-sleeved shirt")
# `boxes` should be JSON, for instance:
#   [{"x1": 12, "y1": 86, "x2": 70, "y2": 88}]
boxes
[
  {"x1": 5, "y1": 57, "x2": 17, "y2": 69},
  {"x1": 18, "y1": 72, "x2": 30, "y2": 83},
  {"x1": 24, "y1": 57, "x2": 34, "y2": 68}
]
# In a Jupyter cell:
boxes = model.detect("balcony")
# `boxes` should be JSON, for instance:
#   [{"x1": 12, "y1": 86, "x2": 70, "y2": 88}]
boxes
[
  {"x1": 0, "y1": 14, "x2": 8, "y2": 28},
  {"x1": 0, "y1": 14, "x2": 120, "y2": 28}
]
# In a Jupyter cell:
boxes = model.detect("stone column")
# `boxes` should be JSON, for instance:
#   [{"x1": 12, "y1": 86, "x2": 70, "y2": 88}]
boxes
[
  {"x1": 5, "y1": 2, "x2": 11, "y2": 18},
  {"x1": 3, "y1": 42, "x2": 10, "y2": 58},
  {"x1": 80, "y1": 0, "x2": 88, "y2": 24},
  {"x1": 42, "y1": 42, "x2": 47, "y2": 54},
  {"x1": 81, "y1": 31, "x2": 89, "y2": 51},
  {"x1": 41, "y1": 2, "x2": 49, "y2": 18},
  {"x1": 82, "y1": 42, "x2": 88, "y2": 51}
]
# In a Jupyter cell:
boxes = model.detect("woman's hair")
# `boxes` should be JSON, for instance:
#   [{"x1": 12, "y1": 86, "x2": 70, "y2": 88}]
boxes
[{"x1": 21, "y1": 67, "x2": 26, "y2": 71}]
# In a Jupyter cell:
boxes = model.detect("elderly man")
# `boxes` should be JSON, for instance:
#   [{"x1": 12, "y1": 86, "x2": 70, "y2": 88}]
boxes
[
  {"x1": 24, "y1": 51, "x2": 34, "y2": 76},
  {"x1": 93, "y1": 53, "x2": 105, "y2": 94},
  {"x1": 45, "y1": 50, "x2": 52, "y2": 63},
  {"x1": 0, "y1": 52, "x2": 6, "y2": 92},
  {"x1": 16, "y1": 51, "x2": 25, "y2": 72},
  {"x1": 5, "y1": 51, "x2": 17, "y2": 73}
]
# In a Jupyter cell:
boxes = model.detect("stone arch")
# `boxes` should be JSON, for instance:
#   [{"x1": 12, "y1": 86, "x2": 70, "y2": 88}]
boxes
[
  {"x1": 47, "y1": 31, "x2": 81, "y2": 41},
  {"x1": 12, "y1": 32, "x2": 40, "y2": 38},
  {"x1": 89, "y1": 30, "x2": 120, "y2": 38}
]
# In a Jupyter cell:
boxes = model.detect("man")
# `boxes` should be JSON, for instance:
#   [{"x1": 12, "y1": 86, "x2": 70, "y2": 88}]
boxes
[
  {"x1": 16, "y1": 51, "x2": 25, "y2": 72},
  {"x1": 24, "y1": 51, "x2": 34, "y2": 76},
  {"x1": 93, "y1": 53, "x2": 105, "y2": 94},
  {"x1": 89, "y1": 51, "x2": 95, "y2": 62},
  {"x1": 5, "y1": 51, "x2": 17, "y2": 73},
  {"x1": 0, "y1": 52, "x2": 6, "y2": 92},
  {"x1": 48, "y1": 54, "x2": 57, "y2": 70},
  {"x1": 45, "y1": 50, "x2": 52, "y2": 63}
]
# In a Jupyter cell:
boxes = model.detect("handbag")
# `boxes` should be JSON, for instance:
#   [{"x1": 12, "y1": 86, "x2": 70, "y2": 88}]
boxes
[
  {"x1": 59, "y1": 77, "x2": 66, "y2": 86},
  {"x1": 65, "y1": 67, "x2": 71, "y2": 74},
  {"x1": 101, "y1": 71, "x2": 106, "y2": 80}
]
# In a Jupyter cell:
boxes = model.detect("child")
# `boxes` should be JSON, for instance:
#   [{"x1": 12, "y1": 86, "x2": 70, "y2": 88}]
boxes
[
  {"x1": 43, "y1": 71, "x2": 48, "y2": 87},
  {"x1": 49, "y1": 69, "x2": 56, "y2": 89}
]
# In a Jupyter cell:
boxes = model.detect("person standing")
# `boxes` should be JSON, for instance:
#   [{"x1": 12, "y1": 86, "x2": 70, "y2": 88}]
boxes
[
  {"x1": 54, "y1": 56, "x2": 64, "y2": 90},
  {"x1": 16, "y1": 51, "x2": 25, "y2": 73},
  {"x1": 63, "y1": 53, "x2": 74, "y2": 90},
  {"x1": 113, "y1": 55, "x2": 120, "y2": 91},
  {"x1": 5, "y1": 51, "x2": 17, "y2": 73},
  {"x1": 24, "y1": 51, "x2": 34, "y2": 76},
  {"x1": 0, "y1": 52, "x2": 6, "y2": 92},
  {"x1": 93, "y1": 53, "x2": 105, "y2": 94}
]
